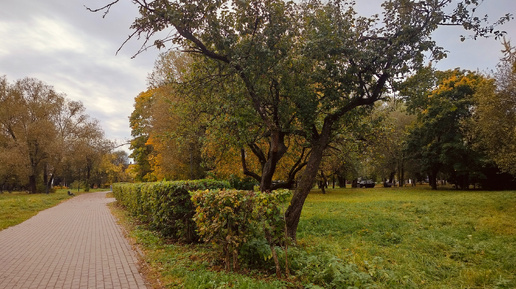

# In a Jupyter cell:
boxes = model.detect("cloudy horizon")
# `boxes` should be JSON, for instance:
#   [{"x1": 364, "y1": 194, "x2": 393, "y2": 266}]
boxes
[{"x1": 1, "y1": 0, "x2": 515, "y2": 154}]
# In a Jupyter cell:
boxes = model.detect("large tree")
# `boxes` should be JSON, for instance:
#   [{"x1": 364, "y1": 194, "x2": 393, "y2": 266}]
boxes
[
  {"x1": 91, "y1": 0, "x2": 511, "y2": 239},
  {"x1": 130, "y1": 52, "x2": 207, "y2": 181},
  {"x1": 0, "y1": 76, "x2": 110, "y2": 193},
  {"x1": 403, "y1": 69, "x2": 487, "y2": 189}
]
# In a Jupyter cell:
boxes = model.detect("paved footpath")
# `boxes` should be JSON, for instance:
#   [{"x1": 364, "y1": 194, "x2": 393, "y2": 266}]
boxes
[{"x1": 0, "y1": 191, "x2": 148, "y2": 289}]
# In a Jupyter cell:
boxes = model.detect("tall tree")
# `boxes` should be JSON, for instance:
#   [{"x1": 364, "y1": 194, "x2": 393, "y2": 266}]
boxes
[
  {"x1": 130, "y1": 52, "x2": 207, "y2": 181},
  {"x1": 91, "y1": 0, "x2": 512, "y2": 240},
  {"x1": 470, "y1": 40, "x2": 516, "y2": 176},
  {"x1": 0, "y1": 76, "x2": 110, "y2": 193},
  {"x1": 129, "y1": 89, "x2": 156, "y2": 181},
  {"x1": 0, "y1": 77, "x2": 63, "y2": 193},
  {"x1": 403, "y1": 69, "x2": 485, "y2": 189}
]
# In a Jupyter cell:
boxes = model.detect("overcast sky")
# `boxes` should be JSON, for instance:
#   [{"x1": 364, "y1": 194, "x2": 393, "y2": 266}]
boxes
[{"x1": 1, "y1": 0, "x2": 515, "y2": 154}]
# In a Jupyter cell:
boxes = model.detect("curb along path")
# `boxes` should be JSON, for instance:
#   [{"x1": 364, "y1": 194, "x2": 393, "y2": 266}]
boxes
[{"x1": 0, "y1": 191, "x2": 148, "y2": 288}]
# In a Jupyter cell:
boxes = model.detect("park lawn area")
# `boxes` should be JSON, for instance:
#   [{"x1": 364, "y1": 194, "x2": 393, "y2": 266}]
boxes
[
  {"x1": 297, "y1": 186, "x2": 516, "y2": 288},
  {"x1": 0, "y1": 189, "x2": 104, "y2": 231},
  {"x1": 113, "y1": 186, "x2": 516, "y2": 288}
]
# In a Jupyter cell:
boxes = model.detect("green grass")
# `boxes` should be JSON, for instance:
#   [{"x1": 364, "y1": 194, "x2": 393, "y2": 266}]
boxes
[
  {"x1": 0, "y1": 189, "x2": 105, "y2": 231},
  {"x1": 111, "y1": 186, "x2": 516, "y2": 288},
  {"x1": 297, "y1": 186, "x2": 516, "y2": 288},
  {"x1": 109, "y1": 202, "x2": 291, "y2": 289}
]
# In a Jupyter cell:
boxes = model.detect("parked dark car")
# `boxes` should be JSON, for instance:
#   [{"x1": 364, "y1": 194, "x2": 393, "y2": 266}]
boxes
[{"x1": 359, "y1": 179, "x2": 375, "y2": 188}]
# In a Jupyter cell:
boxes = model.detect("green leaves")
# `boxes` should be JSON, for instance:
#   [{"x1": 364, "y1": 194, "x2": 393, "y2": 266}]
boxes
[
  {"x1": 470, "y1": 41, "x2": 516, "y2": 176},
  {"x1": 403, "y1": 69, "x2": 487, "y2": 189},
  {"x1": 191, "y1": 189, "x2": 291, "y2": 271},
  {"x1": 112, "y1": 180, "x2": 230, "y2": 243},
  {"x1": 96, "y1": 0, "x2": 514, "y2": 239}
]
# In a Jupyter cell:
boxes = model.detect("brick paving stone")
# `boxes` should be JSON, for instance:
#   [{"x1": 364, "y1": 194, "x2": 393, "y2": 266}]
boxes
[{"x1": 0, "y1": 191, "x2": 148, "y2": 288}]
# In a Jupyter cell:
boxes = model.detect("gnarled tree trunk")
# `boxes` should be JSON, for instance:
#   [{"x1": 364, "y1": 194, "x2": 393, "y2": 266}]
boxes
[{"x1": 285, "y1": 124, "x2": 332, "y2": 241}]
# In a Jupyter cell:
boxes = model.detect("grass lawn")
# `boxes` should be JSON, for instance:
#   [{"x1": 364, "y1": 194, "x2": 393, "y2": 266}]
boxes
[
  {"x1": 297, "y1": 186, "x2": 516, "y2": 288},
  {"x1": 112, "y1": 186, "x2": 516, "y2": 288},
  {"x1": 0, "y1": 189, "x2": 105, "y2": 231}
]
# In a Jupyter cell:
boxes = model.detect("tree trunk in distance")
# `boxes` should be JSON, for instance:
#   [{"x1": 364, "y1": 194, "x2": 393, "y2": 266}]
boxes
[
  {"x1": 29, "y1": 175, "x2": 37, "y2": 194},
  {"x1": 429, "y1": 169, "x2": 438, "y2": 190}
]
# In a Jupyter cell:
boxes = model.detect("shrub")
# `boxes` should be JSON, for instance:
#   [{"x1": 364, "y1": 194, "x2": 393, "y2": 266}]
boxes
[
  {"x1": 191, "y1": 189, "x2": 291, "y2": 275},
  {"x1": 112, "y1": 179, "x2": 230, "y2": 243},
  {"x1": 228, "y1": 174, "x2": 259, "y2": 190}
]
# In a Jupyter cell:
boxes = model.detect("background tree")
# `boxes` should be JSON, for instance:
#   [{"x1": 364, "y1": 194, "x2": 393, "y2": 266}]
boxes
[
  {"x1": 403, "y1": 69, "x2": 485, "y2": 189},
  {"x1": 0, "y1": 77, "x2": 64, "y2": 193},
  {"x1": 0, "y1": 76, "x2": 112, "y2": 193},
  {"x1": 369, "y1": 101, "x2": 416, "y2": 186},
  {"x1": 71, "y1": 123, "x2": 112, "y2": 191},
  {"x1": 96, "y1": 150, "x2": 132, "y2": 185},
  {"x1": 470, "y1": 40, "x2": 516, "y2": 176},
  {"x1": 130, "y1": 52, "x2": 207, "y2": 181},
  {"x1": 92, "y1": 0, "x2": 512, "y2": 240},
  {"x1": 129, "y1": 89, "x2": 156, "y2": 182}
]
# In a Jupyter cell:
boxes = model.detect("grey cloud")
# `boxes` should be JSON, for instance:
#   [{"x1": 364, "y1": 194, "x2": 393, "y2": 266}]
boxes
[{"x1": 1, "y1": 0, "x2": 515, "y2": 151}]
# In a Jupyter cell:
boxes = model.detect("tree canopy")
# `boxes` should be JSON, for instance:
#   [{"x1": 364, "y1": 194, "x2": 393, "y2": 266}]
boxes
[
  {"x1": 470, "y1": 40, "x2": 516, "y2": 176},
  {"x1": 0, "y1": 76, "x2": 125, "y2": 193},
  {"x1": 92, "y1": 0, "x2": 512, "y2": 240},
  {"x1": 403, "y1": 69, "x2": 486, "y2": 189}
]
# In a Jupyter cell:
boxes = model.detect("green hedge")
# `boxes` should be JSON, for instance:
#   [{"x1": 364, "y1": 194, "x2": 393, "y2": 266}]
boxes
[
  {"x1": 112, "y1": 179, "x2": 230, "y2": 243},
  {"x1": 192, "y1": 189, "x2": 291, "y2": 274}
]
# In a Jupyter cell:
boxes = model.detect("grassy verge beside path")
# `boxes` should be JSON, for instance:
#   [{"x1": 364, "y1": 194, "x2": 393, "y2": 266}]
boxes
[
  {"x1": 109, "y1": 201, "x2": 291, "y2": 289},
  {"x1": 0, "y1": 189, "x2": 105, "y2": 231},
  {"x1": 111, "y1": 186, "x2": 516, "y2": 288}
]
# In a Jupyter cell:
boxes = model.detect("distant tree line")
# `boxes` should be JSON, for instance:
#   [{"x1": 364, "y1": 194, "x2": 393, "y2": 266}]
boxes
[
  {"x1": 128, "y1": 39, "x2": 516, "y2": 191},
  {"x1": 0, "y1": 76, "x2": 132, "y2": 193}
]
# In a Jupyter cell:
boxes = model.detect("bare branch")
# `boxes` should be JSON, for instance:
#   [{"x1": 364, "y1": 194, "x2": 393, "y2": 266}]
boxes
[{"x1": 84, "y1": 0, "x2": 120, "y2": 18}]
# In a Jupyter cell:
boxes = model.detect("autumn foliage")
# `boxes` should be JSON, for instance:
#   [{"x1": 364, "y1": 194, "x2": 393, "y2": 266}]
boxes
[{"x1": 0, "y1": 76, "x2": 118, "y2": 193}]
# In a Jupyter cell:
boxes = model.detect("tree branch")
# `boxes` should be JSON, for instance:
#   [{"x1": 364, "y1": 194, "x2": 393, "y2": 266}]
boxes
[
  {"x1": 84, "y1": 0, "x2": 120, "y2": 18},
  {"x1": 248, "y1": 142, "x2": 267, "y2": 168},
  {"x1": 241, "y1": 148, "x2": 261, "y2": 182}
]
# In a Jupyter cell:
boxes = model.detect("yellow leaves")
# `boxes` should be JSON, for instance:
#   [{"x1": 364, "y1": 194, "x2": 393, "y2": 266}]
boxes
[
  {"x1": 134, "y1": 88, "x2": 157, "y2": 105},
  {"x1": 191, "y1": 188, "x2": 291, "y2": 271},
  {"x1": 429, "y1": 72, "x2": 480, "y2": 97},
  {"x1": 144, "y1": 136, "x2": 155, "y2": 146}
]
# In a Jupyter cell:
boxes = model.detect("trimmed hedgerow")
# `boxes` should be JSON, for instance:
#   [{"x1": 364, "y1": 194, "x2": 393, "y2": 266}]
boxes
[
  {"x1": 191, "y1": 189, "x2": 291, "y2": 276},
  {"x1": 112, "y1": 180, "x2": 230, "y2": 243}
]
